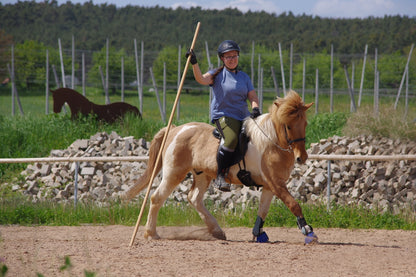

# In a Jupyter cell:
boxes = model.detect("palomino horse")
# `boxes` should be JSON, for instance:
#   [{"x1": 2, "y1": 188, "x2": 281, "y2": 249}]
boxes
[
  {"x1": 51, "y1": 88, "x2": 141, "y2": 123},
  {"x1": 124, "y1": 90, "x2": 316, "y2": 243}
]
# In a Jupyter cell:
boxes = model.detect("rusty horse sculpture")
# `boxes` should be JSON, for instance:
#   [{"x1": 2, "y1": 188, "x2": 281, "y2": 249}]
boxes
[
  {"x1": 124, "y1": 90, "x2": 317, "y2": 244},
  {"x1": 52, "y1": 88, "x2": 141, "y2": 123}
]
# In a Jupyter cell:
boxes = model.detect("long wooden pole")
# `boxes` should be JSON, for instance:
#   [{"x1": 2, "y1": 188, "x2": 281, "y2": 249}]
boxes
[{"x1": 129, "y1": 22, "x2": 201, "y2": 247}]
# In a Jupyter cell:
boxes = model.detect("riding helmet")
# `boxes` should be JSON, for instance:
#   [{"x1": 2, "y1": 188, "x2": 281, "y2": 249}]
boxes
[{"x1": 217, "y1": 40, "x2": 240, "y2": 57}]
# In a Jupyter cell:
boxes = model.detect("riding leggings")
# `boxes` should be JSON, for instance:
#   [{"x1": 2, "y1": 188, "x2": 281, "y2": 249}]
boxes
[{"x1": 215, "y1": 116, "x2": 242, "y2": 151}]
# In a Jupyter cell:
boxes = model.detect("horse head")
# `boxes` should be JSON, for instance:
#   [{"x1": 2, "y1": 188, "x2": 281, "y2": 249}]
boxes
[
  {"x1": 270, "y1": 90, "x2": 313, "y2": 164},
  {"x1": 51, "y1": 89, "x2": 65, "y2": 113}
]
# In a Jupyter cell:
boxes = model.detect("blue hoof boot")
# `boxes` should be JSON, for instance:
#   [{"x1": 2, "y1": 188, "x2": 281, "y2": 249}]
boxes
[
  {"x1": 256, "y1": 232, "x2": 269, "y2": 243},
  {"x1": 305, "y1": 232, "x2": 318, "y2": 244}
]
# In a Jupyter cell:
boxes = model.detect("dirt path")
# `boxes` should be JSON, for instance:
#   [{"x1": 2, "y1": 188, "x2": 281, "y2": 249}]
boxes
[{"x1": 1, "y1": 225, "x2": 415, "y2": 276}]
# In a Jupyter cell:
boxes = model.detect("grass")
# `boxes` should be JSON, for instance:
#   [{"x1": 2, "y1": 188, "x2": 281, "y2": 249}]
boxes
[
  {"x1": 1, "y1": 194, "x2": 414, "y2": 230},
  {"x1": 343, "y1": 105, "x2": 416, "y2": 140}
]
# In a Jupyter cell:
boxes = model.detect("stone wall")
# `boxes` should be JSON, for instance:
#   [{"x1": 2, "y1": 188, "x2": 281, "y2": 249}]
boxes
[{"x1": 9, "y1": 132, "x2": 416, "y2": 213}]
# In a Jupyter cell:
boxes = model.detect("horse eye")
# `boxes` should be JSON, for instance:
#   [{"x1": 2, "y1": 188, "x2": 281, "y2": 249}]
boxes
[{"x1": 287, "y1": 126, "x2": 291, "y2": 130}]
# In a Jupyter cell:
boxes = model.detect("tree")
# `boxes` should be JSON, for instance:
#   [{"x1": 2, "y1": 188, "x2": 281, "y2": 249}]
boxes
[
  {"x1": 0, "y1": 29, "x2": 13, "y2": 82},
  {"x1": 14, "y1": 40, "x2": 66, "y2": 91},
  {"x1": 88, "y1": 46, "x2": 136, "y2": 93}
]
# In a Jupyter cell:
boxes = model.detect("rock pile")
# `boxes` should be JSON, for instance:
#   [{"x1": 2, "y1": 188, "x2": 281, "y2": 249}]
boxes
[
  {"x1": 17, "y1": 131, "x2": 151, "y2": 203},
  {"x1": 10, "y1": 132, "x2": 416, "y2": 214},
  {"x1": 290, "y1": 135, "x2": 416, "y2": 213}
]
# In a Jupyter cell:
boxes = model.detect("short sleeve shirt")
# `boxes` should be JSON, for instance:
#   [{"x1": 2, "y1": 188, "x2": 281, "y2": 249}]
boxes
[{"x1": 209, "y1": 68, "x2": 254, "y2": 122}]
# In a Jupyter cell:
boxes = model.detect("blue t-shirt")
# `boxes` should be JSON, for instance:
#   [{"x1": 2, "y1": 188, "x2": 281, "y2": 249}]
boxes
[{"x1": 209, "y1": 68, "x2": 254, "y2": 122}]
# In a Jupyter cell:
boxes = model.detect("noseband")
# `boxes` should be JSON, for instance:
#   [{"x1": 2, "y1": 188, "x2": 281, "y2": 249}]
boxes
[{"x1": 284, "y1": 125, "x2": 306, "y2": 145}]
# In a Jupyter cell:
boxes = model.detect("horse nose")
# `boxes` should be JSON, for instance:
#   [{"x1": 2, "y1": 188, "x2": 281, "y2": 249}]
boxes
[{"x1": 296, "y1": 157, "x2": 303, "y2": 163}]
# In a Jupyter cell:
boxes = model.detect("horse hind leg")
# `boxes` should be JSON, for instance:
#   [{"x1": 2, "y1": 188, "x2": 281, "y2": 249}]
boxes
[
  {"x1": 144, "y1": 169, "x2": 187, "y2": 240},
  {"x1": 187, "y1": 172, "x2": 226, "y2": 240}
]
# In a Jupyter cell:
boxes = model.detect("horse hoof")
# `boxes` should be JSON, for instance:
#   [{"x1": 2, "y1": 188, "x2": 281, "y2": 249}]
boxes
[
  {"x1": 304, "y1": 232, "x2": 318, "y2": 245},
  {"x1": 255, "y1": 232, "x2": 269, "y2": 243},
  {"x1": 144, "y1": 230, "x2": 160, "y2": 241},
  {"x1": 212, "y1": 230, "x2": 227, "y2": 240}
]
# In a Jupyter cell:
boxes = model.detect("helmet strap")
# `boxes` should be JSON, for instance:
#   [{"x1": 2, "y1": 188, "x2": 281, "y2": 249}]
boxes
[{"x1": 224, "y1": 65, "x2": 238, "y2": 72}]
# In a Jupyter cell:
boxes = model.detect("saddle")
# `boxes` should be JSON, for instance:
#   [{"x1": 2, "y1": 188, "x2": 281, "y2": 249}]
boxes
[{"x1": 212, "y1": 127, "x2": 262, "y2": 189}]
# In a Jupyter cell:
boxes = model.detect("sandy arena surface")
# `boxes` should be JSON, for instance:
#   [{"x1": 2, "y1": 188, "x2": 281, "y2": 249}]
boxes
[{"x1": 0, "y1": 225, "x2": 415, "y2": 276}]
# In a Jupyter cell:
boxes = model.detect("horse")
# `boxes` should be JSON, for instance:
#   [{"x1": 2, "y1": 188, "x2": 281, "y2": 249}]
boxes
[
  {"x1": 51, "y1": 88, "x2": 141, "y2": 123},
  {"x1": 124, "y1": 90, "x2": 317, "y2": 243}
]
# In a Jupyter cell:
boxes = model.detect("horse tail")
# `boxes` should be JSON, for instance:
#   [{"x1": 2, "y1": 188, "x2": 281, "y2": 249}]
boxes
[{"x1": 122, "y1": 127, "x2": 166, "y2": 200}]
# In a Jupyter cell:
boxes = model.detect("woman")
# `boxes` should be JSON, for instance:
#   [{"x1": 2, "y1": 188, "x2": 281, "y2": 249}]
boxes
[{"x1": 186, "y1": 40, "x2": 260, "y2": 192}]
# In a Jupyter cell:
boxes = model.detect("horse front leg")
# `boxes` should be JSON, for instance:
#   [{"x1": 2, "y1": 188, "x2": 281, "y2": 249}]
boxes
[
  {"x1": 272, "y1": 182, "x2": 318, "y2": 244},
  {"x1": 252, "y1": 188, "x2": 274, "y2": 243}
]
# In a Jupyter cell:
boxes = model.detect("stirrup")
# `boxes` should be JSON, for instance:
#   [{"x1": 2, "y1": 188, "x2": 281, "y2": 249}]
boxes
[{"x1": 214, "y1": 175, "x2": 231, "y2": 192}]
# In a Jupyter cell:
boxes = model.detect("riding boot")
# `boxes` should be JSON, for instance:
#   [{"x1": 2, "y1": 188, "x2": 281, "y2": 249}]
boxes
[{"x1": 214, "y1": 146, "x2": 234, "y2": 192}]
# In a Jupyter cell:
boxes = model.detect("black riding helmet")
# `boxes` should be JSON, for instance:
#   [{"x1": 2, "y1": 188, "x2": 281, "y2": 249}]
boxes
[{"x1": 217, "y1": 40, "x2": 240, "y2": 57}]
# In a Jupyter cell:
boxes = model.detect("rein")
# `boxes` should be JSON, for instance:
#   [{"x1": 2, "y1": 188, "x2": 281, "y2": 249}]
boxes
[
  {"x1": 251, "y1": 118, "x2": 305, "y2": 153},
  {"x1": 251, "y1": 118, "x2": 293, "y2": 153}
]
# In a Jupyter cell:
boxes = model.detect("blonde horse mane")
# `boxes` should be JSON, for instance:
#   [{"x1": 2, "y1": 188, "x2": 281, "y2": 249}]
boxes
[{"x1": 244, "y1": 90, "x2": 307, "y2": 154}]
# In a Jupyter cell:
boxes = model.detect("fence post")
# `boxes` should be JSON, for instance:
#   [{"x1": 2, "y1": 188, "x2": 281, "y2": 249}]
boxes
[
  {"x1": 270, "y1": 66, "x2": 279, "y2": 97},
  {"x1": 105, "y1": 38, "x2": 110, "y2": 104},
  {"x1": 374, "y1": 71, "x2": 379, "y2": 116},
  {"x1": 163, "y1": 62, "x2": 166, "y2": 116},
  {"x1": 344, "y1": 65, "x2": 357, "y2": 112},
  {"x1": 330, "y1": 44, "x2": 334, "y2": 113},
  {"x1": 134, "y1": 39, "x2": 142, "y2": 114},
  {"x1": 71, "y1": 35, "x2": 75, "y2": 89},
  {"x1": 121, "y1": 56, "x2": 125, "y2": 102},
  {"x1": 358, "y1": 44, "x2": 368, "y2": 107},
  {"x1": 140, "y1": 41, "x2": 144, "y2": 110},
  {"x1": 374, "y1": 48, "x2": 378, "y2": 109},
  {"x1": 302, "y1": 57, "x2": 306, "y2": 101},
  {"x1": 315, "y1": 68, "x2": 319, "y2": 114},
  {"x1": 46, "y1": 49, "x2": 49, "y2": 115},
  {"x1": 278, "y1": 42, "x2": 286, "y2": 96},
  {"x1": 289, "y1": 43, "x2": 293, "y2": 90},
  {"x1": 327, "y1": 160, "x2": 332, "y2": 212},
  {"x1": 251, "y1": 41, "x2": 255, "y2": 84},
  {"x1": 58, "y1": 38, "x2": 66, "y2": 88},
  {"x1": 82, "y1": 52, "x2": 86, "y2": 96},
  {"x1": 10, "y1": 45, "x2": 15, "y2": 116},
  {"x1": 394, "y1": 43, "x2": 414, "y2": 109},
  {"x1": 177, "y1": 44, "x2": 181, "y2": 120},
  {"x1": 205, "y1": 41, "x2": 212, "y2": 69},
  {"x1": 149, "y1": 67, "x2": 165, "y2": 123},
  {"x1": 74, "y1": 161, "x2": 79, "y2": 208}
]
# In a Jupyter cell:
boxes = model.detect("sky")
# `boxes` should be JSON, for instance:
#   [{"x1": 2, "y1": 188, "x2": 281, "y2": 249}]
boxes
[{"x1": 2, "y1": 0, "x2": 416, "y2": 18}]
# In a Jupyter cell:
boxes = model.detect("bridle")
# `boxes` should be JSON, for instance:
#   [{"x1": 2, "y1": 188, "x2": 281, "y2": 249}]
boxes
[
  {"x1": 252, "y1": 118, "x2": 305, "y2": 153},
  {"x1": 284, "y1": 125, "x2": 306, "y2": 145}
]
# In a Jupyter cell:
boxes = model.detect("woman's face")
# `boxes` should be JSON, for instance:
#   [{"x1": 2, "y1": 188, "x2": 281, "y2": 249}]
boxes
[{"x1": 221, "y1": 50, "x2": 239, "y2": 69}]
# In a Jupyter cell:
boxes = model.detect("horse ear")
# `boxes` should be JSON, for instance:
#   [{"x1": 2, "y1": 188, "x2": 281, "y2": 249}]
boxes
[
  {"x1": 274, "y1": 100, "x2": 281, "y2": 108},
  {"x1": 304, "y1": 102, "x2": 313, "y2": 111}
]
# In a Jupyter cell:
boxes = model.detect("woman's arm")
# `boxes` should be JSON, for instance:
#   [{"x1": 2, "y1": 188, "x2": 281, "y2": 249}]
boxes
[
  {"x1": 191, "y1": 64, "x2": 213, "y2": 86},
  {"x1": 248, "y1": 90, "x2": 259, "y2": 109}
]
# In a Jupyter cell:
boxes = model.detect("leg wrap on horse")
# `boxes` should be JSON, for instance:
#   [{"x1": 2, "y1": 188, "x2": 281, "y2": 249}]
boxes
[
  {"x1": 296, "y1": 216, "x2": 313, "y2": 235},
  {"x1": 297, "y1": 216, "x2": 318, "y2": 244},
  {"x1": 252, "y1": 216, "x2": 269, "y2": 243}
]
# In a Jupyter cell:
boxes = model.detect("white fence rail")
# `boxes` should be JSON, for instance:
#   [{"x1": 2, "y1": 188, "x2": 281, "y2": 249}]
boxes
[
  {"x1": 308, "y1": 154, "x2": 416, "y2": 161},
  {"x1": 1, "y1": 154, "x2": 416, "y2": 209},
  {"x1": 0, "y1": 156, "x2": 148, "y2": 164}
]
